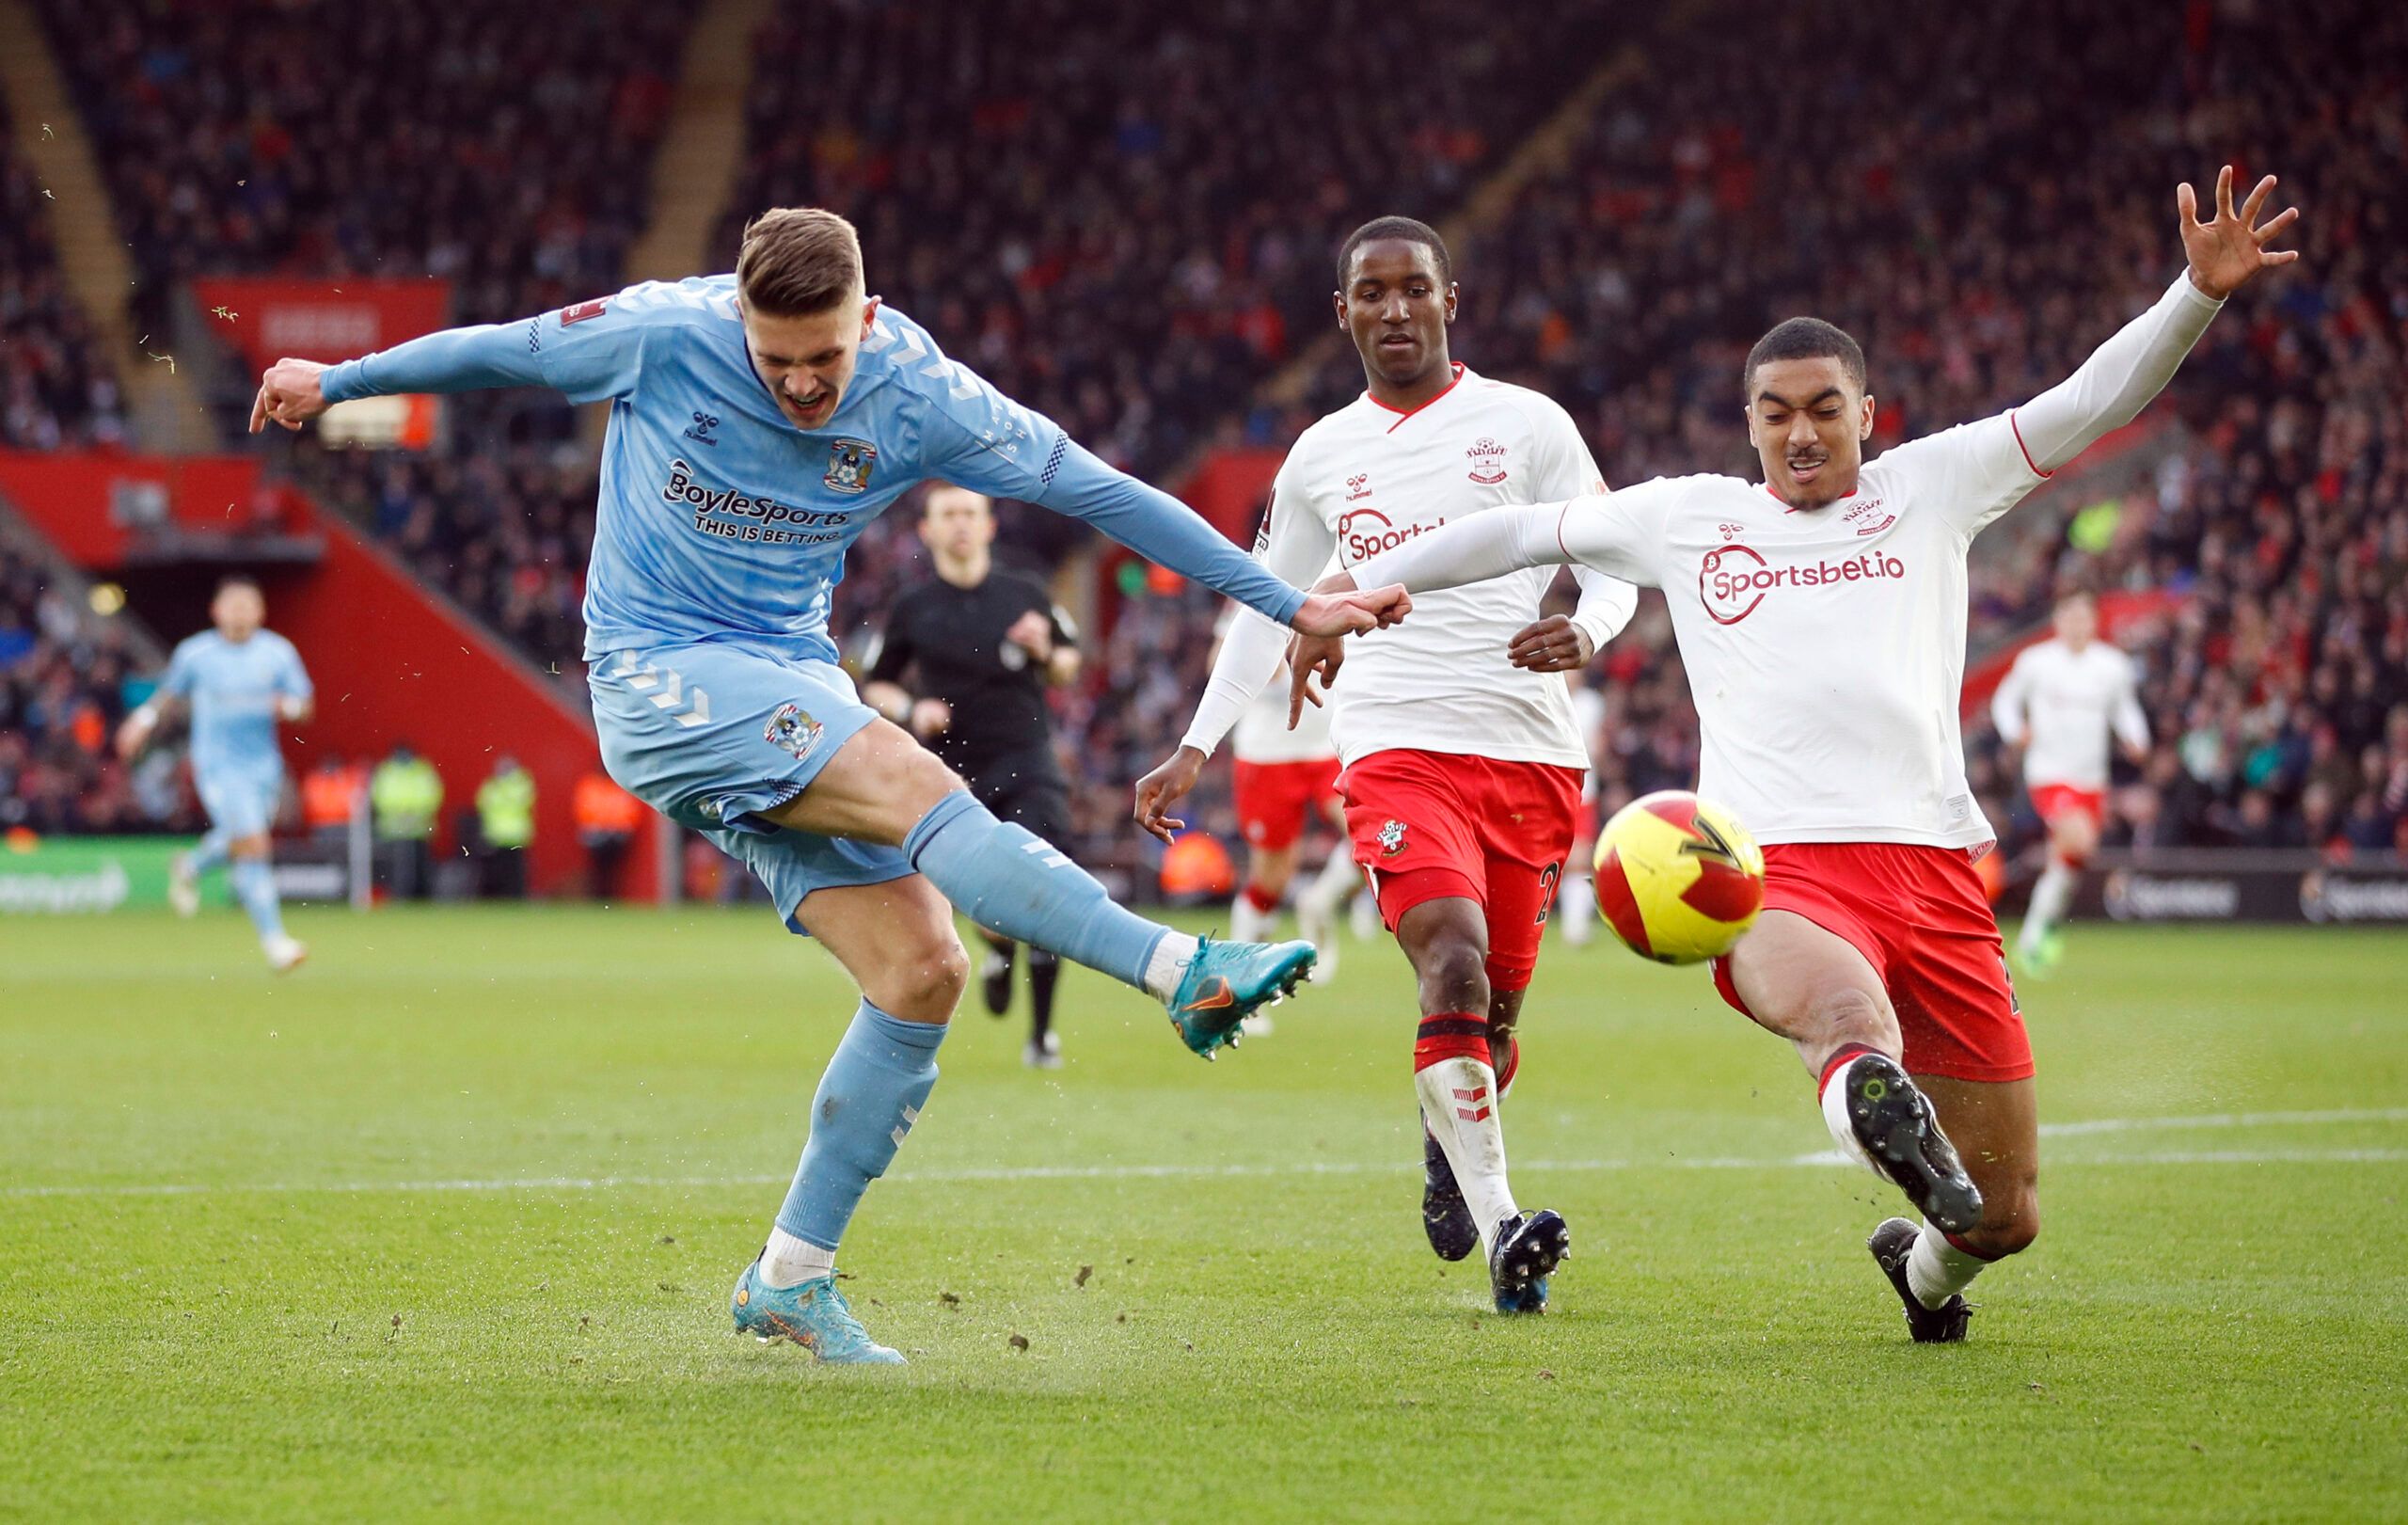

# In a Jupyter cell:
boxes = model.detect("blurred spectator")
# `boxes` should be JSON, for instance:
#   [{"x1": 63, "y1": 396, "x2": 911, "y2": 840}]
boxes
[
  {"x1": 301, "y1": 751, "x2": 364, "y2": 846},
  {"x1": 574, "y1": 770, "x2": 642, "y2": 898},
  {"x1": 370, "y1": 743, "x2": 442, "y2": 898},
  {"x1": 472, "y1": 755, "x2": 534, "y2": 898}
]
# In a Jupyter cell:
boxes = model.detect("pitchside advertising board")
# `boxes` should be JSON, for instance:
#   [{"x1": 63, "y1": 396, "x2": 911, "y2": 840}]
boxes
[
  {"x1": 2066, "y1": 850, "x2": 2408, "y2": 925},
  {"x1": 0, "y1": 838, "x2": 346, "y2": 913}
]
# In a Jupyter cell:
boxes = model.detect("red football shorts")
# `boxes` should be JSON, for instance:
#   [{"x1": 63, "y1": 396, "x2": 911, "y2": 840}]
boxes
[
  {"x1": 1232, "y1": 755, "x2": 1342, "y2": 850},
  {"x1": 1340, "y1": 749, "x2": 1584, "y2": 993},
  {"x1": 2030, "y1": 783, "x2": 2106, "y2": 832},
  {"x1": 1710, "y1": 841, "x2": 2034, "y2": 1083}
]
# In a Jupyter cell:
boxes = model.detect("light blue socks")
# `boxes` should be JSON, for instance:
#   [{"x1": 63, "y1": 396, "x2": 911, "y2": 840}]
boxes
[
  {"x1": 901, "y1": 789, "x2": 1166, "y2": 991},
  {"x1": 229, "y1": 857, "x2": 286, "y2": 942},
  {"x1": 775, "y1": 1000, "x2": 945, "y2": 1250},
  {"x1": 187, "y1": 830, "x2": 231, "y2": 876}
]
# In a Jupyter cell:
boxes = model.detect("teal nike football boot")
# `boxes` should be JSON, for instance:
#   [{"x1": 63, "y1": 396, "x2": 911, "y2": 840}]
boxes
[
  {"x1": 1165, "y1": 936, "x2": 1316, "y2": 1057},
  {"x1": 731, "y1": 1259, "x2": 904, "y2": 1365}
]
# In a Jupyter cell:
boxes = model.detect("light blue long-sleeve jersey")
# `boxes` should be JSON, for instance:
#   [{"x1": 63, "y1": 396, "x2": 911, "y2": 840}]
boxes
[
  {"x1": 320, "y1": 278, "x2": 1304, "y2": 662},
  {"x1": 160, "y1": 629, "x2": 311, "y2": 779}
]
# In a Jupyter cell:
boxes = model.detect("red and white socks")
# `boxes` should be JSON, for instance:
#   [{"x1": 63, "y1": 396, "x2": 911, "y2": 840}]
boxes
[
  {"x1": 1229, "y1": 882, "x2": 1281, "y2": 944},
  {"x1": 1906, "y1": 1222, "x2": 1996, "y2": 1308},
  {"x1": 1415, "y1": 1011, "x2": 1518, "y2": 1255},
  {"x1": 1816, "y1": 1042, "x2": 1889, "y2": 1177}
]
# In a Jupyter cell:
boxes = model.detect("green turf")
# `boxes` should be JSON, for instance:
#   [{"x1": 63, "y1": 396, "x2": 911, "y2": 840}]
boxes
[{"x1": 3, "y1": 907, "x2": 2402, "y2": 1522}]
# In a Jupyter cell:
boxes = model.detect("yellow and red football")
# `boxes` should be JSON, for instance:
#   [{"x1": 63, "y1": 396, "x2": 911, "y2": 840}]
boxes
[{"x1": 1592, "y1": 790, "x2": 1766, "y2": 964}]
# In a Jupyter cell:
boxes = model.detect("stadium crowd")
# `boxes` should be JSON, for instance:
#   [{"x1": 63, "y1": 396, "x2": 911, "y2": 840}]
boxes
[
  {"x1": 8, "y1": 1, "x2": 2400, "y2": 876},
  {"x1": 34, "y1": 0, "x2": 682, "y2": 360},
  {"x1": 1, "y1": 125, "x2": 123, "y2": 451},
  {"x1": 0, "y1": 543, "x2": 182, "y2": 834}
]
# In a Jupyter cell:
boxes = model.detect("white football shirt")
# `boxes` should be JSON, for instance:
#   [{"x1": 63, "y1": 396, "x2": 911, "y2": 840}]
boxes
[
  {"x1": 1182, "y1": 366, "x2": 1638, "y2": 770},
  {"x1": 1990, "y1": 637, "x2": 2148, "y2": 790}
]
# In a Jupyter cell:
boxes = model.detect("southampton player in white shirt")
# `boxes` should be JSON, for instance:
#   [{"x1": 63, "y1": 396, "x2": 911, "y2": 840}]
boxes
[
  {"x1": 248, "y1": 209, "x2": 1409, "y2": 1365},
  {"x1": 1136, "y1": 219, "x2": 1639, "y2": 1313},
  {"x1": 1299, "y1": 170, "x2": 2298, "y2": 1341},
  {"x1": 1990, "y1": 589, "x2": 2151, "y2": 975}
]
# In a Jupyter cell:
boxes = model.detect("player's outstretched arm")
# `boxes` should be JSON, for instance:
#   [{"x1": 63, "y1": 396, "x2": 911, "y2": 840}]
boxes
[
  {"x1": 2011, "y1": 167, "x2": 2299, "y2": 475},
  {"x1": 249, "y1": 320, "x2": 555, "y2": 434},
  {"x1": 1027, "y1": 440, "x2": 1408, "y2": 637}
]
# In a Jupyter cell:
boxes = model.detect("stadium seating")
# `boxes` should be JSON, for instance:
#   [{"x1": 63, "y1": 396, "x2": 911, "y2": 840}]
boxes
[
  {"x1": 11, "y1": 0, "x2": 2400, "y2": 869},
  {"x1": 0, "y1": 123, "x2": 123, "y2": 451}
]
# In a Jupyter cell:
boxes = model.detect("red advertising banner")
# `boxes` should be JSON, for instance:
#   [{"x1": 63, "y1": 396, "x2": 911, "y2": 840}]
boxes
[{"x1": 187, "y1": 277, "x2": 452, "y2": 373}]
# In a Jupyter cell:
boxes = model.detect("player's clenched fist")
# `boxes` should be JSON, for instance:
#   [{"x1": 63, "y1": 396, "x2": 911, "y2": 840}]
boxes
[{"x1": 249, "y1": 357, "x2": 333, "y2": 434}]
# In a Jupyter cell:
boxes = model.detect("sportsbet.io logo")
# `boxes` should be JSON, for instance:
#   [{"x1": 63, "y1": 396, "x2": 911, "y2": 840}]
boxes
[
  {"x1": 1698, "y1": 543, "x2": 1908, "y2": 625},
  {"x1": 1339, "y1": 506, "x2": 1446, "y2": 564}
]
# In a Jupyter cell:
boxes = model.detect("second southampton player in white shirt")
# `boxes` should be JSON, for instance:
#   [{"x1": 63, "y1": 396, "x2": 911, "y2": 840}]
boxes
[
  {"x1": 1135, "y1": 218, "x2": 1638, "y2": 1315},
  {"x1": 1990, "y1": 589, "x2": 2151, "y2": 971},
  {"x1": 1301, "y1": 169, "x2": 2300, "y2": 1344}
]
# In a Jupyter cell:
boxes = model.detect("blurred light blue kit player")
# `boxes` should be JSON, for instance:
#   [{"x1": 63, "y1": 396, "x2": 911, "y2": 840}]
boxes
[
  {"x1": 116, "y1": 576, "x2": 313, "y2": 973},
  {"x1": 249, "y1": 207, "x2": 1409, "y2": 1363}
]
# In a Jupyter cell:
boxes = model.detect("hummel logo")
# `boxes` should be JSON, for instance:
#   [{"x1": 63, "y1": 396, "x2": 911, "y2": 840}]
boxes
[{"x1": 683, "y1": 410, "x2": 721, "y2": 447}]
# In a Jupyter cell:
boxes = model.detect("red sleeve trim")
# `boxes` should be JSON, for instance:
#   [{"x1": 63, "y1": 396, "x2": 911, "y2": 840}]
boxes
[{"x1": 2008, "y1": 411, "x2": 2055, "y2": 479}]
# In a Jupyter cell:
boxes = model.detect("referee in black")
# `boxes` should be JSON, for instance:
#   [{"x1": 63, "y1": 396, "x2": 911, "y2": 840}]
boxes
[{"x1": 863, "y1": 483, "x2": 1083, "y2": 1069}]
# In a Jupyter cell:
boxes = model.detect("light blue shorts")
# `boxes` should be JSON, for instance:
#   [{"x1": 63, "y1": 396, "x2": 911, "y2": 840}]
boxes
[
  {"x1": 195, "y1": 765, "x2": 281, "y2": 840},
  {"x1": 589, "y1": 642, "x2": 913, "y2": 929}
]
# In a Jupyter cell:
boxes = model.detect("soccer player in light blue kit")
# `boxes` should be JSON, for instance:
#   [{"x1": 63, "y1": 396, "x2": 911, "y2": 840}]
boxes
[
  {"x1": 249, "y1": 208, "x2": 1409, "y2": 1364},
  {"x1": 116, "y1": 576, "x2": 314, "y2": 973}
]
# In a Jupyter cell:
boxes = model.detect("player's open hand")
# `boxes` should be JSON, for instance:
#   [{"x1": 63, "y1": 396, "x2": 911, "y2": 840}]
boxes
[
  {"x1": 1291, "y1": 583, "x2": 1411, "y2": 638},
  {"x1": 1287, "y1": 632, "x2": 1346, "y2": 727},
  {"x1": 1133, "y1": 745, "x2": 1206, "y2": 844},
  {"x1": 1507, "y1": 614, "x2": 1594, "y2": 674},
  {"x1": 2179, "y1": 166, "x2": 2300, "y2": 300},
  {"x1": 249, "y1": 358, "x2": 333, "y2": 434}
]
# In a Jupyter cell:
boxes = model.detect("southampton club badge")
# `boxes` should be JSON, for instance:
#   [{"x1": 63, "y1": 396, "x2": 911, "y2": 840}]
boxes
[
  {"x1": 764, "y1": 702, "x2": 825, "y2": 761},
  {"x1": 824, "y1": 438, "x2": 879, "y2": 495},
  {"x1": 1377, "y1": 818, "x2": 1408, "y2": 857}
]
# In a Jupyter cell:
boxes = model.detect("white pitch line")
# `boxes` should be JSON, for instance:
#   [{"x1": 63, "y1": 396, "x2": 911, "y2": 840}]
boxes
[{"x1": 6, "y1": 1107, "x2": 2403, "y2": 1200}]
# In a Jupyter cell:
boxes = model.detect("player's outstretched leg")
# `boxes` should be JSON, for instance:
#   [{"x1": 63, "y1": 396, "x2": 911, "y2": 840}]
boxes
[
  {"x1": 1724, "y1": 912, "x2": 1983, "y2": 1232},
  {"x1": 769, "y1": 723, "x2": 1314, "y2": 1057}
]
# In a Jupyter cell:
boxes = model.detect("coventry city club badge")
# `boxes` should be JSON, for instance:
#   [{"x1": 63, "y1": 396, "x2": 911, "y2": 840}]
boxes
[
  {"x1": 824, "y1": 438, "x2": 878, "y2": 495},
  {"x1": 764, "y1": 703, "x2": 825, "y2": 761}
]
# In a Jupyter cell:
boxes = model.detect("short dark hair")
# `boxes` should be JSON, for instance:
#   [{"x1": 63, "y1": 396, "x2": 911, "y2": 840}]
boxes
[
  {"x1": 737, "y1": 207, "x2": 864, "y2": 317},
  {"x1": 215, "y1": 574, "x2": 261, "y2": 597},
  {"x1": 1744, "y1": 318, "x2": 1866, "y2": 396},
  {"x1": 1337, "y1": 216, "x2": 1451, "y2": 288}
]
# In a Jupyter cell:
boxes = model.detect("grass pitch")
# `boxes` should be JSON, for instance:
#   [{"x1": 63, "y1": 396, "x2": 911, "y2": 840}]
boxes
[{"x1": 3, "y1": 906, "x2": 2403, "y2": 1521}]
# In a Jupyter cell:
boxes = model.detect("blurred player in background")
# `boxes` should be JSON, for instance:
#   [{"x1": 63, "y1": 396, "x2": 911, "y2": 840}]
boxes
[
  {"x1": 1990, "y1": 589, "x2": 2150, "y2": 976},
  {"x1": 863, "y1": 484, "x2": 1083, "y2": 1069},
  {"x1": 115, "y1": 576, "x2": 311, "y2": 972},
  {"x1": 1137, "y1": 217, "x2": 1637, "y2": 1314},
  {"x1": 250, "y1": 207, "x2": 1406, "y2": 1365},
  {"x1": 1301, "y1": 169, "x2": 2298, "y2": 1342},
  {"x1": 1226, "y1": 637, "x2": 1359, "y2": 989}
]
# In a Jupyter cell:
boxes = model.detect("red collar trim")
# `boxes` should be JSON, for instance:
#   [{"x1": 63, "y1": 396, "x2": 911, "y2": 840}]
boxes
[{"x1": 1366, "y1": 362, "x2": 1465, "y2": 430}]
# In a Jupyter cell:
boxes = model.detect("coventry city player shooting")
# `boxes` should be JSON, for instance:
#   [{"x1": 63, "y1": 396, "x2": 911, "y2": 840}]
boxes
[{"x1": 246, "y1": 208, "x2": 1409, "y2": 1364}]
